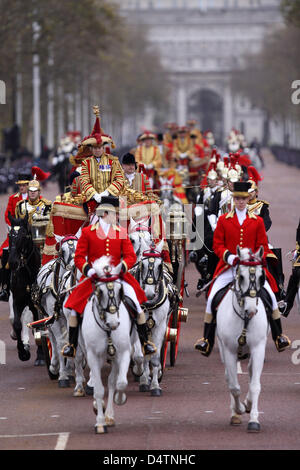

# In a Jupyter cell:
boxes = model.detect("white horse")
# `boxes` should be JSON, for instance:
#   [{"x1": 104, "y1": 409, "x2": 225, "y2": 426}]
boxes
[
  {"x1": 35, "y1": 234, "x2": 78, "y2": 386},
  {"x1": 80, "y1": 256, "x2": 134, "y2": 434},
  {"x1": 133, "y1": 238, "x2": 172, "y2": 396},
  {"x1": 128, "y1": 216, "x2": 152, "y2": 263},
  {"x1": 216, "y1": 246, "x2": 268, "y2": 432}
]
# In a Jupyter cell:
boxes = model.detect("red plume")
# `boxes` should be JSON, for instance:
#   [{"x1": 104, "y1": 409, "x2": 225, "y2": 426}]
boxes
[
  {"x1": 247, "y1": 166, "x2": 263, "y2": 185},
  {"x1": 31, "y1": 166, "x2": 51, "y2": 181}
]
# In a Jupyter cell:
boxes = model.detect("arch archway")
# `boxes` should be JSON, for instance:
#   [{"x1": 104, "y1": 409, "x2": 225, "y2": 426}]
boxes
[{"x1": 187, "y1": 89, "x2": 224, "y2": 145}]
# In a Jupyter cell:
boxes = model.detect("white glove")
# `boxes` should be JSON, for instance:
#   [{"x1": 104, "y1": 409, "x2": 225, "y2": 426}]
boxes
[
  {"x1": 227, "y1": 255, "x2": 239, "y2": 266},
  {"x1": 87, "y1": 268, "x2": 96, "y2": 278},
  {"x1": 99, "y1": 190, "x2": 109, "y2": 197},
  {"x1": 93, "y1": 193, "x2": 102, "y2": 203}
]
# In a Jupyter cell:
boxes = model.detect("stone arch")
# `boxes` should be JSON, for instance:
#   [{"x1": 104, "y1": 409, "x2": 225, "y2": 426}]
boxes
[{"x1": 187, "y1": 88, "x2": 224, "y2": 145}]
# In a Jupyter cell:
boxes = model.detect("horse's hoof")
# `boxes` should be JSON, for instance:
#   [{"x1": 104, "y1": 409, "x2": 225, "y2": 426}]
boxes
[
  {"x1": 18, "y1": 349, "x2": 31, "y2": 362},
  {"x1": 48, "y1": 368, "x2": 59, "y2": 380},
  {"x1": 85, "y1": 384, "x2": 94, "y2": 396},
  {"x1": 105, "y1": 416, "x2": 115, "y2": 427},
  {"x1": 34, "y1": 359, "x2": 46, "y2": 366},
  {"x1": 230, "y1": 415, "x2": 242, "y2": 426},
  {"x1": 95, "y1": 424, "x2": 108, "y2": 434},
  {"x1": 247, "y1": 422, "x2": 260, "y2": 433},
  {"x1": 73, "y1": 387, "x2": 85, "y2": 397},
  {"x1": 114, "y1": 391, "x2": 127, "y2": 406},
  {"x1": 58, "y1": 379, "x2": 70, "y2": 388},
  {"x1": 151, "y1": 388, "x2": 162, "y2": 397},
  {"x1": 139, "y1": 384, "x2": 150, "y2": 392}
]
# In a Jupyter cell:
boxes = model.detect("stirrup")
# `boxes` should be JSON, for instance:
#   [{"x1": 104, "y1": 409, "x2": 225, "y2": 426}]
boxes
[
  {"x1": 194, "y1": 337, "x2": 210, "y2": 354},
  {"x1": 143, "y1": 341, "x2": 157, "y2": 356},
  {"x1": 275, "y1": 334, "x2": 291, "y2": 352},
  {"x1": 61, "y1": 344, "x2": 76, "y2": 358}
]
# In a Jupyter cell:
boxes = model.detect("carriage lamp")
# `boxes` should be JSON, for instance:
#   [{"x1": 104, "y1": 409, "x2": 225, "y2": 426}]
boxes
[
  {"x1": 31, "y1": 218, "x2": 49, "y2": 254},
  {"x1": 178, "y1": 307, "x2": 188, "y2": 323},
  {"x1": 165, "y1": 326, "x2": 177, "y2": 343},
  {"x1": 166, "y1": 210, "x2": 187, "y2": 263}
]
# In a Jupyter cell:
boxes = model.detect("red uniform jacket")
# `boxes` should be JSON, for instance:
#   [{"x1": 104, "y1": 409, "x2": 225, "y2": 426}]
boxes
[
  {"x1": 212, "y1": 210, "x2": 278, "y2": 292},
  {"x1": 5, "y1": 193, "x2": 24, "y2": 224},
  {"x1": 64, "y1": 222, "x2": 147, "y2": 314},
  {"x1": 0, "y1": 193, "x2": 25, "y2": 257}
]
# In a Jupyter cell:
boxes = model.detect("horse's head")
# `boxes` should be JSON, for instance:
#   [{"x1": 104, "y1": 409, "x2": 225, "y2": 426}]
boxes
[
  {"x1": 139, "y1": 238, "x2": 164, "y2": 300},
  {"x1": 8, "y1": 212, "x2": 33, "y2": 271},
  {"x1": 55, "y1": 234, "x2": 78, "y2": 268},
  {"x1": 234, "y1": 246, "x2": 266, "y2": 316},
  {"x1": 129, "y1": 218, "x2": 152, "y2": 261},
  {"x1": 92, "y1": 256, "x2": 123, "y2": 331}
]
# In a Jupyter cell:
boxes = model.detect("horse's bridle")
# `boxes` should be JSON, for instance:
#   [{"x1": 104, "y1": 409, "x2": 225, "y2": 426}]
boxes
[
  {"x1": 139, "y1": 249, "x2": 163, "y2": 289},
  {"x1": 233, "y1": 257, "x2": 265, "y2": 318},
  {"x1": 93, "y1": 273, "x2": 123, "y2": 331}
]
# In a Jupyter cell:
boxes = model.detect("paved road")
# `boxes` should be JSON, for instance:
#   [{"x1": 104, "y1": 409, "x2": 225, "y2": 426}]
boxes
[{"x1": 0, "y1": 150, "x2": 300, "y2": 452}]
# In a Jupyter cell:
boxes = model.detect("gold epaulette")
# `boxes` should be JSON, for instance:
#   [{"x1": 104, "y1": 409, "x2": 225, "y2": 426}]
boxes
[{"x1": 259, "y1": 200, "x2": 270, "y2": 206}]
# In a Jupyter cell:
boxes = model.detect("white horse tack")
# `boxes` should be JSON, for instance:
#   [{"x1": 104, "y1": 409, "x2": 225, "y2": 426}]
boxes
[
  {"x1": 80, "y1": 257, "x2": 133, "y2": 434},
  {"x1": 216, "y1": 246, "x2": 268, "y2": 432}
]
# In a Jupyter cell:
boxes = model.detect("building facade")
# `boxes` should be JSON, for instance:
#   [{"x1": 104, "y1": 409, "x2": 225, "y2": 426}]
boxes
[{"x1": 118, "y1": 0, "x2": 287, "y2": 147}]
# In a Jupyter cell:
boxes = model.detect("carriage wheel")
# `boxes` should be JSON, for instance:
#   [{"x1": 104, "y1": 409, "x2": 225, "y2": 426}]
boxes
[{"x1": 170, "y1": 307, "x2": 181, "y2": 367}]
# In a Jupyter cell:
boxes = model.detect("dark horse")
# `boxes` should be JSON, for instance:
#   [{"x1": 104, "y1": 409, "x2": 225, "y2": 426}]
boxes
[{"x1": 8, "y1": 212, "x2": 44, "y2": 364}]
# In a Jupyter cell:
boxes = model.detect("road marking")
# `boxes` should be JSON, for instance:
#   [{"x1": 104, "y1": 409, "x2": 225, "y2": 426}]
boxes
[
  {"x1": 0, "y1": 432, "x2": 70, "y2": 450},
  {"x1": 55, "y1": 432, "x2": 70, "y2": 450}
]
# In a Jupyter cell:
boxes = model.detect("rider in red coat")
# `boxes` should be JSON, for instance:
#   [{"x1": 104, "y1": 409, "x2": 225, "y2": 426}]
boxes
[
  {"x1": 0, "y1": 173, "x2": 30, "y2": 301},
  {"x1": 62, "y1": 196, "x2": 156, "y2": 358},
  {"x1": 194, "y1": 181, "x2": 291, "y2": 357}
]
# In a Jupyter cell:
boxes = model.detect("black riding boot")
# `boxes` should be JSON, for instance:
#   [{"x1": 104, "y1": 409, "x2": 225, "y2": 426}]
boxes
[
  {"x1": 269, "y1": 317, "x2": 291, "y2": 352},
  {"x1": 136, "y1": 322, "x2": 157, "y2": 356},
  {"x1": 282, "y1": 272, "x2": 299, "y2": 317},
  {"x1": 61, "y1": 326, "x2": 79, "y2": 358},
  {"x1": 194, "y1": 320, "x2": 216, "y2": 357}
]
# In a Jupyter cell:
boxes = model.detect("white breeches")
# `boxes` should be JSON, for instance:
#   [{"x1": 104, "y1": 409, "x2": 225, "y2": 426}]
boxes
[{"x1": 206, "y1": 267, "x2": 278, "y2": 315}]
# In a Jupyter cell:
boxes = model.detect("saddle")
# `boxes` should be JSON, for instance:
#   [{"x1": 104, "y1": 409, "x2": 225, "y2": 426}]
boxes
[{"x1": 211, "y1": 283, "x2": 232, "y2": 319}]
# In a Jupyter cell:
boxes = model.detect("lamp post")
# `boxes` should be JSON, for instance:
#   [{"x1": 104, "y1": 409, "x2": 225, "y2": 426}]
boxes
[{"x1": 32, "y1": 19, "x2": 41, "y2": 160}]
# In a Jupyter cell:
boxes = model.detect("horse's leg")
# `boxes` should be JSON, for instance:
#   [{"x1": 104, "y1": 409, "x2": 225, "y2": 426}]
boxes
[
  {"x1": 131, "y1": 333, "x2": 144, "y2": 379},
  {"x1": 114, "y1": 345, "x2": 131, "y2": 406},
  {"x1": 89, "y1": 354, "x2": 107, "y2": 434},
  {"x1": 50, "y1": 321, "x2": 70, "y2": 388},
  {"x1": 21, "y1": 307, "x2": 33, "y2": 346},
  {"x1": 246, "y1": 344, "x2": 266, "y2": 432},
  {"x1": 223, "y1": 348, "x2": 245, "y2": 420},
  {"x1": 139, "y1": 358, "x2": 150, "y2": 392},
  {"x1": 149, "y1": 321, "x2": 166, "y2": 396},
  {"x1": 105, "y1": 361, "x2": 118, "y2": 427},
  {"x1": 73, "y1": 340, "x2": 86, "y2": 397},
  {"x1": 13, "y1": 300, "x2": 30, "y2": 361}
]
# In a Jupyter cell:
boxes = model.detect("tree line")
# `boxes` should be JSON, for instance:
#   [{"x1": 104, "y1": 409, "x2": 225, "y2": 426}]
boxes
[
  {"x1": 231, "y1": 0, "x2": 300, "y2": 146},
  {"x1": 0, "y1": 0, "x2": 170, "y2": 155}
]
